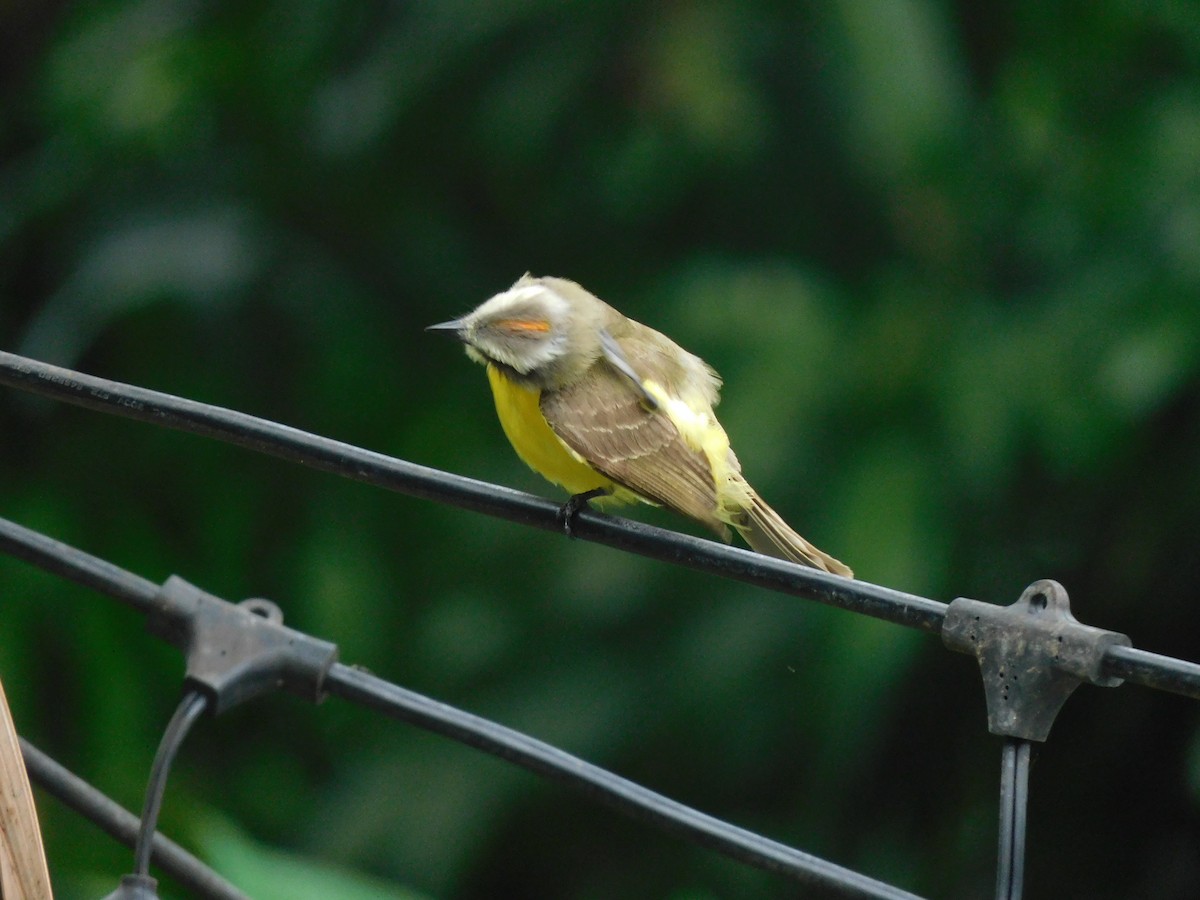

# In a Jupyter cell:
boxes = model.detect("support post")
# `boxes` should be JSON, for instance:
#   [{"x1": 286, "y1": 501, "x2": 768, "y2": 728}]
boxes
[{"x1": 943, "y1": 580, "x2": 1131, "y2": 899}]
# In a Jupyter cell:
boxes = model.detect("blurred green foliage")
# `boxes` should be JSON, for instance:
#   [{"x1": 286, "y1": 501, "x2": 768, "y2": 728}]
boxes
[{"x1": 2, "y1": 1, "x2": 1199, "y2": 898}]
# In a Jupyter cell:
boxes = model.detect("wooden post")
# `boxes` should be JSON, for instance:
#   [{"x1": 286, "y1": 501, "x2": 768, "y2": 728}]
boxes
[{"x1": 0, "y1": 677, "x2": 52, "y2": 899}]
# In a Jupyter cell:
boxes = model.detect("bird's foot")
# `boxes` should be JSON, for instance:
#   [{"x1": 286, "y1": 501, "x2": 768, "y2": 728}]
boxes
[{"x1": 557, "y1": 488, "x2": 610, "y2": 538}]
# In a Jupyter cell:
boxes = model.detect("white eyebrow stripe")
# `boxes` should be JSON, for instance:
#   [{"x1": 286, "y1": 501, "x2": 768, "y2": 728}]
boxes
[{"x1": 504, "y1": 285, "x2": 549, "y2": 303}]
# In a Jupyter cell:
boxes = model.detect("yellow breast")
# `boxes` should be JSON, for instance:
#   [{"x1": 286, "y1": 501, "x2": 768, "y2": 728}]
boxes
[{"x1": 485, "y1": 364, "x2": 618, "y2": 497}]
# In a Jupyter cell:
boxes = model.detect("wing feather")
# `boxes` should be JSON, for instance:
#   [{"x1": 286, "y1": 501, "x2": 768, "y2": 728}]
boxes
[{"x1": 540, "y1": 364, "x2": 730, "y2": 539}]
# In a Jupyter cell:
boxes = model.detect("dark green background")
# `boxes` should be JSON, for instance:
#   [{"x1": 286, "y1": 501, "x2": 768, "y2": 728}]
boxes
[{"x1": 2, "y1": 2, "x2": 1199, "y2": 898}]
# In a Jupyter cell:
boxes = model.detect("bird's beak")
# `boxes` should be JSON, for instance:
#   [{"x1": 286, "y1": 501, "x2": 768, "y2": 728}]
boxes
[{"x1": 425, "y1": 318, "x2": 467, "y2": 340}]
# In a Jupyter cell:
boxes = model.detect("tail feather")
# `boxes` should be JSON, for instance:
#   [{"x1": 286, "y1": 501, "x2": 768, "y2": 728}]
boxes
[{"x1": 736, "y1": 494, "x2": 853, "y2": 578}]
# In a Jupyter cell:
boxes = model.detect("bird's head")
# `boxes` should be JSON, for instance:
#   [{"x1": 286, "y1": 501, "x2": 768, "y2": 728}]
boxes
[{"x1": 428, "y1": 275, "x2": 605, "y2": 388}]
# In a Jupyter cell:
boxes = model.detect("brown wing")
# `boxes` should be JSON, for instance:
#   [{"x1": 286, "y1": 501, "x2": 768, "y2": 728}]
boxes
[{"x1": 540, "y1": 363, "x2": 730, "y2": 539}]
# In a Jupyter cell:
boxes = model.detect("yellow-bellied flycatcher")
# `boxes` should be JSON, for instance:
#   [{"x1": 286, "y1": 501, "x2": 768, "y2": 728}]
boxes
[{"x1": 428, "y1": 275, "x2": 852, "y2": 577}]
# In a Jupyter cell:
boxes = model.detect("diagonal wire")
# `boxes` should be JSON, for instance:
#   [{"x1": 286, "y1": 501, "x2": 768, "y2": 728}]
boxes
[
  {"x1": 3, "y1": 350, "x2": 1200, "y2": 699},
  {"x1": 0, "y1": 510, "x2": 159, "y2": 614},
  {"x1": 20, "y1": 738, "x2": 250, "y2": 900},
  {"x1": 0, "y1": 350, "x2": 947, "y2": 634},
  {"x1": 326, "y1": 664, "x2": 925, "y2": 899},
  {"x1": 3, "y1": 351, "x2": 1200, "y2": 899},
  {"x1": 1, "y1": 510, "x2": 922, "y2": 898}
]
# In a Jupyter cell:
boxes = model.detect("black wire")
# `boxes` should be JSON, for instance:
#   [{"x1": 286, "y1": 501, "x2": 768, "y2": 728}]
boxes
[
  {"x1": 1102, "y1": 645, "x2": 1200, "y2": 701},
  {"x1": 997, "y1": 742, "x2": 1014, "y2": 899},
  {"x1": 2, "y1": 349, "x2": 1200, "y2": 899},
  {"x1": 325, "y1": 663, "x2": 924, "y2": 899},
  {"x1": 995, "y1": 739, "x2": 1030, "y2": 900},
  {"x1": 20, "y1": 738, "x2": 250, "y2": 900},
  {"x1": 0, "y1": 350, "x2": 947, "y2": 634},
  {"x1": 0, "y1": 513, "x2": 159, "y2": 614},
  {"x1": 0, "y1": 507, "x2": 922, "y2": 898},
  {"x1": 7, "y1": 486, "x2": 1194, "y2": 704},
  {"x1": 134, "y1": 690, "x2": 210, "y2": 877},
  {"x1": 3, "y1": 351, "x2": 1199, "y2": 698}
]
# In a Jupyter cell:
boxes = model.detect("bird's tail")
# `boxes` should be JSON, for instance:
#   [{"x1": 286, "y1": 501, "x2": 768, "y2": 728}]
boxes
[{"x1": 735, "y1": 492, "x2": 853, "y2": 578}]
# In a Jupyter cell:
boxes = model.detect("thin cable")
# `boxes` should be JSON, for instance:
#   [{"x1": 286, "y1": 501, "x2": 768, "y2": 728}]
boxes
[
  {"x1": 996, "y1": 739, "x2": 1031, "y2": 900},
  {"x1": 134, "y1": 690, "x2": 210, "y2": 876},
  {"x1": 0, "y1": 350, "x2": 947, "y2": 634},
  {"x1": 0, "y1": 515, "x2": 159, "y2": 614},
  {"x1": 996, "y1": 742, "x2": 1015, "y2": 899},
  {"x1": 325, "y1": 663, "x2": 924, "y2": 899},
  {"x1": 3, "y1": 352, "x2": 1200, "y2": 894},
  {"x1": 1101, "y1": 644, "x2": 1200, "y2": 700},
  {"x1": 20, "y1": 738, "x2": 249, "y2": 900},
  {"x1": 1, "y1": 506, "x2": 1199, "y2": 896},
  {"x1": 1012, "y1": 743, "x2": 1030, "y2": 898},
  {"x1": 0, "y1": 508, "x2": 923, "y2": 899}
]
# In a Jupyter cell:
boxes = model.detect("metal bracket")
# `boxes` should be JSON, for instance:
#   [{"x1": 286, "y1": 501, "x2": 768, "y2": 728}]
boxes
[
  {"x1": 943, "y1": 579, "x2": 1131, "y2": 741},
  {"x1": 145, "y1": 576, "x2": 339, "y2": 715}
]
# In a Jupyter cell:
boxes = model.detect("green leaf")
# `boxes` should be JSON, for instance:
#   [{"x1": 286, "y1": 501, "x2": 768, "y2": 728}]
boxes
[{"x1": 194, "y1": 816, "x2": 432, "y2": 900}]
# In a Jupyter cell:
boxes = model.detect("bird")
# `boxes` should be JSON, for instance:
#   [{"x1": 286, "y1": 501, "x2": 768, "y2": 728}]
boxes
[{"x1": 427, "y1": 274, "x2": 852, "y2": 577}]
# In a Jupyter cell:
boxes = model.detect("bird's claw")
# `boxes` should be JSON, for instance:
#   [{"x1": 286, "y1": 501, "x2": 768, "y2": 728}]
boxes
[{"x1": 557, "y1": 488, "x2": 610, "y2": 538}]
